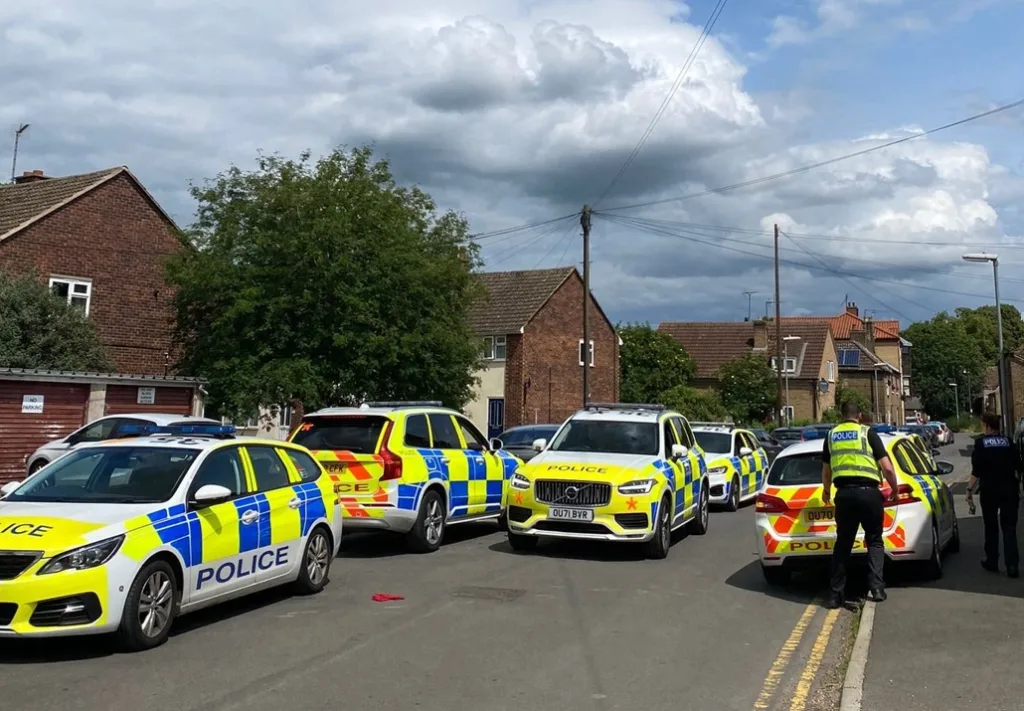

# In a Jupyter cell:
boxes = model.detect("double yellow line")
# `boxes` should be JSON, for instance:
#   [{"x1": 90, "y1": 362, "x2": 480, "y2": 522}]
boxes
[{"x1": 753, "y1": 602, "x2": 841, "y2": 711}]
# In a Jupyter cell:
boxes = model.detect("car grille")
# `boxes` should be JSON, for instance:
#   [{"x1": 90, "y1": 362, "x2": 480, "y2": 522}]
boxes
[
  {"x1": 29, "y1": 594, "x2": 102, "y2": 628},
  {"x1": 534, "y1": 480, "x2": 611, "y2": 507},
  {"x1": 0, "y1": 603, "x2": 16, "y2": 626},
  {"x1": 0, "y1": 552, "x2": 41, "y2": 580},
  {"x1": 614, "y1": 513, "x2": 649, "y2": 529}
]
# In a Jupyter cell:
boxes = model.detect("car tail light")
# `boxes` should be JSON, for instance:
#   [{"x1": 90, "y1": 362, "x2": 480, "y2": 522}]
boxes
[
  {"x1": 378, "y1": 420, "x2": 403, "y2": 482},
  {"x1": 756, "y1": 493, "x2": 790, "y2": 514},
  {"x1": 884, "y1": 483, "x2": 920, "y2": 507}
]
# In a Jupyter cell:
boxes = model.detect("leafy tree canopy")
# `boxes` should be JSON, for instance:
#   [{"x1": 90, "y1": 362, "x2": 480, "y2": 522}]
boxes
[
  {"x1": 617, "y1": 322, "x2": 696, "y2": 403},
  {"x1": 0, "y1": 271, "x2": 113, "y2": 371},
  {"x1": 717, "y1": 353, "x2": 776, "y2": 424},
  {"x1": 166, "y1": 146, "x2": 484, "y2": 417},
  {"x1": 902, "y1": 313, "x2": 985, "y2": 418},
  {"x1": 953, "y1": 304, "x2": 1024, "y2": 362},
  {"x1": 660, "y1": 384, "x2": 729, "y2": 422}
]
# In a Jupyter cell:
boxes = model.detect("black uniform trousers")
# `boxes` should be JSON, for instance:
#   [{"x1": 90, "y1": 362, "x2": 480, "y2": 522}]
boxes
[
  {"x1": 980, "y1": 481, "x2": 1020, "y2": 569},
  {"x1": 830, "y1": 485, "x2": 885, "y2": 595}
]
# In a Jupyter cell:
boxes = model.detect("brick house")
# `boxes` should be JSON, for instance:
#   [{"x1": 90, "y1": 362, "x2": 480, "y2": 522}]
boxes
[
  {"x1": 465, "y1": 266, "x2": 620, "y2": 438},
  {"x1": 834, "y1": 340, "x2": 902, "y2": 424},
  {"x1": 657, "y1": 319, "x2": 838, "y2": 422},
  {"x1": 0, "y1": 167, "x2": 184, "y2": 375}
]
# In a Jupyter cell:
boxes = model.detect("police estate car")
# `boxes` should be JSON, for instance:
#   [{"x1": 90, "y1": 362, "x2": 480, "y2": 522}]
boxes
[
  {"x1": 0, "y1": 424, "x2": 343, "y2": 651},
  {"x1": 691, "y1": 424, "x2": 769, "y2": 511},
  {"x1": 505, "y1": 403, "x2": 710, "y2": 559}
]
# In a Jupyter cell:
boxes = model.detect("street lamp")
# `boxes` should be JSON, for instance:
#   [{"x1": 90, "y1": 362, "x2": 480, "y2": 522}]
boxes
[
  {"x1": 949, "y1": 382, "x2": 959, "y2": 421},
  {"x1": 783, "y1": 335, "x2": 800, "y2": 425},
  {"x1": 963, "y1": 252, "x2": 1006, "y2": 432}
]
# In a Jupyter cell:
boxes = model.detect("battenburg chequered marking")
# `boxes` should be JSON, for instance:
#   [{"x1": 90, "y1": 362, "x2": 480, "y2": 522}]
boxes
[
  {"x1": 292, "y1": 483, "x2": 327, "y2": 536},
  {"x1": 148, "y1": 504, "x2": 203, "y2": 567},
  {"x1": 234, "y1": 494, "x2": 272, "y2": 551}
]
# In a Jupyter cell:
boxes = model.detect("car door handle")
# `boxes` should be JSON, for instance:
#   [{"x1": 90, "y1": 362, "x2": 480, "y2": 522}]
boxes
[
  {"x1": 240, "y1": 509, "x2": 260, "y2": 525},
  {"x1": 288, "y1": 498, "x2": 302, "y2": 509}
]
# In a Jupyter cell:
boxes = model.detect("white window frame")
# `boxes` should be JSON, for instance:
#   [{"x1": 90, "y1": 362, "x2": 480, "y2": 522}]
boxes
[
  {"x1": 49, "y1": 275, "x2": 92, "y2": 315},
  {"x1": 482, "y1": 335, "x2": 507, "y2": 361},
  {"x1": 782, "y1": 405, "x2": 795, "y2": 421},
  {"x1": 771, "y1": 357, "x2": 797, "y2": 374},
  {"x1": 827, "y1": 360, "x2": 835, "y2": 382},
  {"x1": 578, "y1": 339, "x2": 595, "y2": 367}
]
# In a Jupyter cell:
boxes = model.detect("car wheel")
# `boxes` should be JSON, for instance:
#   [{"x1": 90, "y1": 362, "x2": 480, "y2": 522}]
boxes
[
  {"x1": 117, "y1": 559, "x2": 179, "y2": 652},
  {"x1": 762, "y1": 565, "x2": 791, "y2": 586},
  {"x1": 28, "y1": 459, "x2": 47, "y2": 475},
  {"x1": 407, "y1": 489, "x2": 446, "y2": 553},
  {"x1": 294, "y1": 526, "x2": 333, "y2": 595},
  {"x1": 645, "y1": 494, "x2": 673, "y2": 559},
  {"x1": 688, "y1": 483, "x2": 710, "y2": 535},
  {"x1": 507, "y1": 531, "x2": 538, "y2": 552},
  {"x1": 725, "y1": 476, "x2": 741, "y2": 512},
  {"x1": 924, "y1": 517, "x2": 943, "y2": 579}
]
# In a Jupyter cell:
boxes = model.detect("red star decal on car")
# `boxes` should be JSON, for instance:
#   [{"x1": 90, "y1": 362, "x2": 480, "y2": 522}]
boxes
[
  {"x1": 514, "y1": 491, "x2": 523, "y2": 505},
  {"x1": 626, "y1": 497, "x2": 638, "y2": 511}
]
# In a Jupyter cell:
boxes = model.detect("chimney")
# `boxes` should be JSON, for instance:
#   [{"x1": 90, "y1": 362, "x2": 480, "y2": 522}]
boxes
[
  {"x1": 14, "y1": 170, "x2": 49, "y2": 184},
  {"x1": 753, "y1": 319, "x2": 767, "y2": 349},
  {"x1": 863, "y1": 314, "x2": 875, "y2": 351},
  {"x1": 845, "y1": 301, "x2": 858, "y2": 317}
]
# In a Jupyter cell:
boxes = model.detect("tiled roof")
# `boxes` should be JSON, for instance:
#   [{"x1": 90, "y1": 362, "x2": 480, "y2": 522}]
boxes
[
  {"x1": 835, "y1": 340, "x2": 883, "y2": 370},
  {"x1": 467, "y1": 266, "x2": 575, "y2": 335},
  {"x1": 784, "y1": 313, "x2": 900, "y2": 340},
  {"x1": 767, "y1": 321, "x2": 831, "y2": 379},
  {"x1": 0, "y1": 168, "x2": 124, "y2": 240}
]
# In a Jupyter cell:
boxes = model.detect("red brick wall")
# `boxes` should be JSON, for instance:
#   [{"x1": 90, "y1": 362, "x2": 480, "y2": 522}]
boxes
[
  {"x1": 0, "y1": 173, "x2": 182, "y2": 375},
  {"x1": 516, "y1": 273, "x2": 618, "y2": 428},
  {"x1": 502, "y1": 333, "x2": 525, "y2": 427}
]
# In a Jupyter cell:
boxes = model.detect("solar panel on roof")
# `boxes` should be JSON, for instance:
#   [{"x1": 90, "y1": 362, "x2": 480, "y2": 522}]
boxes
[{"x1": 838, "y1": 349, "x2": 860, "y2": 366}]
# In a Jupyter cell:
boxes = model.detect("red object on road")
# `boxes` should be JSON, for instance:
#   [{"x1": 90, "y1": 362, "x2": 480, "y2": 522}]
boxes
[{"x1": 372, "y1": 593, "x2": 405, "y2": 602}]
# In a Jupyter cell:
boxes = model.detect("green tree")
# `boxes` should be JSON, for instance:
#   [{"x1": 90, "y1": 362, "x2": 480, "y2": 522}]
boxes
[
  {"x1": 660, "y1": 384, "x2": 729, "y2": 421},
  {"x1": 618, "y1": 322, "x2": 696, "y2": 403},
  {"x1": 823, "y1": 380, "x2": 871, "y2": 422},
  {"x1": 0, "y1": 271, "x2": 113, "y2": 371},
  {"x1": 954, "y1": 304, "x2": 1024, "y2": 362},
  {"x1": 717, "y1": 354, "x2": 776, "y2": 424},
  {"x1": 902, "y1": 313, "x2": 985, "y2": 418},
  {"x1": 166, "y1": 146, "x2": 484, "y2": 417}
]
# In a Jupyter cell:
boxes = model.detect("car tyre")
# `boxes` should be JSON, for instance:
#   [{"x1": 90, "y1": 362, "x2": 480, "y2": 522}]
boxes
[
  {"x1": 407, "y1": 489, "x2": 446, "y2": 553},
  {"x1": 28, "y1": 459, "x2": 47, "y2": 475},
  {"x1": 507, "y1": 531, "x2": 539, "y2": 552},
  {"x1": 645, "y1": 494, "x2": 673, "y2": 559},
  {"x1": 948, "y1": 514, "x2": 960, "y2": 554},
  {"x1": 761, "y1": 565, "x2": 791, "y2": 586},
  {"x1": 725, "y1": 476, "x2": 741, "y2": 512},
  {"x1": 688, "y1": 482, "x2": 710, "y2": 535},
  {"x1": 924, "y1": 517, "x2": 943, "y2": 579},
  {"x1": 117, "y1": 559, "x2": 180, "y2": 652},
  {"x1": 294, "y1": 526, "x2": 333, "y2": 595}
]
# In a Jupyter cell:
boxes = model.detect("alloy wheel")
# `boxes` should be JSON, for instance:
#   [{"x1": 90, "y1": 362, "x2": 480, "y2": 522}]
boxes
[
  {"x1": 138, "y1": 571, "x2": 173, "y2": 639},
  {"x1": 306, "y1": 532, "x2": 330, "y2": 586},
  {"x1": 425, "y1": 499, "x2": 444, "y2": 546}
]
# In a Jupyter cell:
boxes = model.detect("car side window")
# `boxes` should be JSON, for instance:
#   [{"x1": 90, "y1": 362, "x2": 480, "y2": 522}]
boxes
[
  {"x1": 891, "y1": 442, "x2": 919, "y2": 475},
  {"x1": 672, "y1": 416, "x2": 695, "y2": 448},
  {"x1": 743, "y1": 432, "x2": 759, "y2": 451},
  {"x1": 428, "y1": 414, "x2": 462, "y2": 450},
  {"x1": 456, "y1": 417, "x2": 489, "y2": 449},
  {"x1": 246, "y1": 445, "x2": 292, "y2": 492},
  {"x1": 405, "y1": 414, "x2": 431, "y2": 448},
  {"x1": 283, "y1": 448, "x2": 322, "y2": 482},
  {"x1": 903, "y1": 442, "x2": 932, "y2": 474},
  {"x1": 76, "y1": 418, "x2": 120, "y2": 443},
  {"x1": 663, "y1": 419, "x2": 679, "y2": 455},
  {"x1": 189, "y1": 446, "x2": 246, "y2": 499}
]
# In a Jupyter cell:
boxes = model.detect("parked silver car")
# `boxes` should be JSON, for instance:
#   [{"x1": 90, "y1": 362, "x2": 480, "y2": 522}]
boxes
[
  {"x1": 24, "y1": 413, "x2": 220, "y2": 474},
  {"x1": 496, "y1": 424, "x2": 560, "y2": 462}
]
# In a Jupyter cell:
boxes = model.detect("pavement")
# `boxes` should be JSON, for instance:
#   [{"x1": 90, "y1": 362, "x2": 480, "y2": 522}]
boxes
[
  {"x1": 862, "y1": 433, "x2": 1024, "y2": 711},
  {"x1": 0, "y1": 499, "x2": 856, "y2": 711}
]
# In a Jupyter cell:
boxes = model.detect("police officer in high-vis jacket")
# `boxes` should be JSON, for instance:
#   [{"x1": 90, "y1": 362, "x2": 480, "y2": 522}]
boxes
[{"x1": 821, "y1": 401, "x2": 900, "y2": 608}]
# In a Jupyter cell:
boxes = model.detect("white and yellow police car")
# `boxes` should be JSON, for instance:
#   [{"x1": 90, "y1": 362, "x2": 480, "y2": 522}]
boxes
[
  {"x1": 755, "y1": 433, "x2": 958, "y2": 584},
  {"x1": 691, "y1": 424, "x2": 769, "y2": 511},
  {"x1": 506, "y1": 403, "x2": 710, "y2": 559},
  {"x1": 0, "y1": 424, "x2": 342, "y2": 651}
]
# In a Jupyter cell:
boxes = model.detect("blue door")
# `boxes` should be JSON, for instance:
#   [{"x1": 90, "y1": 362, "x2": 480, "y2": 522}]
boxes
[{"x1": 487, "y1": 398, "x2": 505, "y2": 440}]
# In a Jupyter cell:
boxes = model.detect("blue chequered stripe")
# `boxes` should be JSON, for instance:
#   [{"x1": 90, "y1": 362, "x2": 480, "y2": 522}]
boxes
[
  {"x1": 292, "y1": 482, "x2": 327, "y2": 536},
  {"x1": 148, "y1": 504, "x2": 202, "y2": 567}
]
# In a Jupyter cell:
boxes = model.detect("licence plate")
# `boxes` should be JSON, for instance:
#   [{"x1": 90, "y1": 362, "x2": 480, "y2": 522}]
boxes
[
  {"x1": 549, "y1": 507, "x2": 595, "y2": 522},
  {"x1": 805, "y1": 508, "x2": 834, "y2": 523}
]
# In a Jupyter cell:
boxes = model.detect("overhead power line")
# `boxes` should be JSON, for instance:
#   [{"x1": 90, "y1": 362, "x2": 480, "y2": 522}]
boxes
[
  {"x1": 484, "y1": 215, "x2": 579, "y2": 268},
  {"x1": 469, "y1": 213, "x2": 580, "y2": 241},
  {"x1": 590, "y1": 0, "x2": 730, "y2": 208},
  {"x1": 598, "y1": 97, "x2": 1024, "y2": 213}
]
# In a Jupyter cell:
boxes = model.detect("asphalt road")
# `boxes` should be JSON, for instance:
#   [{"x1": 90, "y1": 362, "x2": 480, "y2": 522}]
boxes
[{"x1": 0, "y1": 500, "x2": 854, "y2": 711}]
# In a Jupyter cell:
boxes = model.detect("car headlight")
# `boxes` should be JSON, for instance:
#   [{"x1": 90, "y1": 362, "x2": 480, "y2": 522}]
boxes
[
  {"x1": 510, "y1": 473, "x2": 531, "y2": 490},
  {"x1": 618, "y1": 479, "x2": 656, "y2": 495},
  {"x1": 37, "y1": 535, "x2": 124, "y2": 576},
  {"x1": 707, "y1": 466, "x2": 728, "y2": 476}
]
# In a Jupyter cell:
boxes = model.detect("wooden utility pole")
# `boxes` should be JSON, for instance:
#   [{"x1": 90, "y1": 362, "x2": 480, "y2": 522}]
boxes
[
  {"x1": 581, "y1": 205, "x2": 592, "y2": 407},
  {"x1": 774, "y1": 223, "x2": 783, "y2": 427}
]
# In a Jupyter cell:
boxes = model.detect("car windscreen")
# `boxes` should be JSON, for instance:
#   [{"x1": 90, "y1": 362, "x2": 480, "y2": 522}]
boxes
[
  {"x1": 693, "y1": 431, "x2": 731, "y2": 455},
  {"x1": 291, "y1": 416, "x2": 387, "y2": 453},
  {"x1": 548, "y1": 420, "x2": 658, "y2": 456},
  {"x1": 767, "y1": 452, "x2": 824, "y2": 486},
  {"x1": 6, "y1": 446, "x2": 198, "y2": 504}
]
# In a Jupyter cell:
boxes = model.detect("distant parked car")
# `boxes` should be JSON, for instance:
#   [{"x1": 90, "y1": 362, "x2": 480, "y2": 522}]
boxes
[
  {"x1": 800, "y1": 423, "x2": 835, "y2": 441},
  {"x1": 496, "y1": 424, "x2": 561, "y2": 462},
  {"x1": 24, "y1": 413, "x2": 221, "y2": 475},
  {"x1": 771, "y1": 427, "x2": 805, "y2": 445},
  {"x1": 750, "y1": 428, "x2": 784, "y2": 463}
]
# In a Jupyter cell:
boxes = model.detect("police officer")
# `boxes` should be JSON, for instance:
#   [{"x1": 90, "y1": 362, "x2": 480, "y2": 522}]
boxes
[
  {"x1": 966, "y1": 413, "x2": 1021, "y2": 578},
  {"x1": 821, "y1": 400, "x2": 899, "y2": 608}
]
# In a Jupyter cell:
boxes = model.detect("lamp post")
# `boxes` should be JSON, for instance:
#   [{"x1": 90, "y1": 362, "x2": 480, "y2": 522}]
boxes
[
  {"x1": 949, "y1": 382, "x2": 959, "y2": 421},
  {"x1": 783, "y1": 335, "x2": 800, "y2": 425},
  {"x1": 963, "y1": 253, "x2": 1007, "y2": 433}
]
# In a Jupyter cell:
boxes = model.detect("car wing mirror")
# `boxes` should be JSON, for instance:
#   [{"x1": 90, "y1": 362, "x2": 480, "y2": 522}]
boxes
[
  {"x1": 189, "y1": 484, "x2": 233, "y2": 508},
  {"x1": 488, "y1": 438, "x2": 504, "y2": 451},
  {"x1": 671, "y1": 443, "x2": 688, "y2": 459},
  {"x1": 0, "y1": 481, "x2": 21, "y2": 499},
  {"x1": 739, "y1": 447, "x2": 753, "y2": 456},
  {"x1": 532, "y1": 438, "x2": 547, "y2": 452},
  {"x1": 937, "y1": 460, "x2": 954, "y2": 475}
]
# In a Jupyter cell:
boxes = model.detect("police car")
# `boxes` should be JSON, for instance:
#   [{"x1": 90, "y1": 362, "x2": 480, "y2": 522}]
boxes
[
  {"x1": 0, "y1": 424, "x2": 343, "y2": 651},
  {"x1": 505, "y1": 403, "x2": 709, "y2": 559},
  {"x1": 690, "y1": 424, "x2": 769, "y2": 511},
  {"x1": 755, "y1": 433, "x2": 958, "y2": 584}
]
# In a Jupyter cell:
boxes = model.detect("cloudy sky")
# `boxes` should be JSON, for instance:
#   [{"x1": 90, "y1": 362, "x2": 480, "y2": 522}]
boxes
[{"x1": 3, "y1": 0, "x2": 1024, "y2": 327}]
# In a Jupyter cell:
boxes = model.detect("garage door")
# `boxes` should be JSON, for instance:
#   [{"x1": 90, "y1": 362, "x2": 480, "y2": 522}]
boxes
[
  {"x1": 0, "y1": 382, "x2": 89, "y2": 483},
  {"x1": 104, "y1": 385, "x2": 193, "y2": 416}
]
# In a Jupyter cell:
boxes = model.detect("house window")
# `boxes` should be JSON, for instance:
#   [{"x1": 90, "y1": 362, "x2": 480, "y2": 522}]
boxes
[
  {"x1": 902, "y1": 377, "x2": 911, "y2": 397},
  {"x1": 578, "y1": 339, "x2": 594, "y2": 367},
  {"x1": 49, "y1": 276, "x2": 91, "y2": 314},
  {"x1": 782, "y1": 405, "x2": 795, "y2": 422},
  {"x1": 771, "y1": 357, "x2": 797, "y2": 374},
  {"x1": 482, "y1": 335, "x2": 506, "y2": 361},
  {"x1": 827, "y1": 360, "x2": 835, "y2": 382}
]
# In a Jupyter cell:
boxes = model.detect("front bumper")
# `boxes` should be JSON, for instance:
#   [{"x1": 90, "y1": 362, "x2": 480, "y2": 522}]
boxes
[
  {"x1": 0, "y1": 559, "x2": 122, "y2": 638},
  {"x1": 707, "y1": 470, "x2": 732, "y2": 504},
  {"x1": 505, "y1": 488, "x2": 661, "y2": 543}
]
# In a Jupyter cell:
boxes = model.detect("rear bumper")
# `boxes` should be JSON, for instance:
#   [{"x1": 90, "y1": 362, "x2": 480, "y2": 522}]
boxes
[{"x1": 755, "y1": 512, "x2": 930, "y2": 566}]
